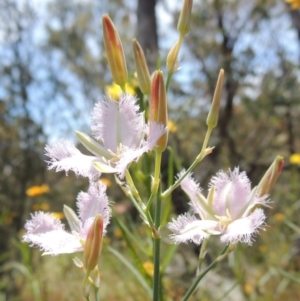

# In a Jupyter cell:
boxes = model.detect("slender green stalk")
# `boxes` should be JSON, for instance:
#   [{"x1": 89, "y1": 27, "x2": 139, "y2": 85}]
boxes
[
  {"x1": 197, "y1": 238, "x2": 209, "y2": 274},
  {"x1": 161, "y1": 146, "x2": 174, "y2": 226},
  {"x1": 152, "y1": 151, "x2": 163, "y2": 301},
  {"x1": 200, "y1": 127, "x2": 213, "y2": 153},
  {"x1": 166, "y1": 73, "x2": 172, "y2": 92},
  {"x1": 152, "y1": 152, "x2": 162, "y2": 195},
  {"x1": 94, "y1": 288, "x2": 100, "y2": 301},
  {"x1": 162, "y1": 127, "x2": 213, "y2": 199},
  {"x1": 181, "y1": 245, "x2": 229, "y2": 301},
  {"x1": 146, "y1": 192, "x2": 155, "y2": 212},
  {"x1": 120, "y1": 84, "x2": 126, "y2": 93},
  {"x1": 153, "y1": 191, "x2": 162, "y2": 301},
  {"x1": 125, "y1": 170, "x2": 144, "y2": 206}
]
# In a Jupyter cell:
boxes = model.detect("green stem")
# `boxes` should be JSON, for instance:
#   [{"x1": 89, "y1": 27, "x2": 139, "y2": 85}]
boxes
[
  {"x1": 120, "y1": 84, "x2": 126, "y2": 93},
  {"x1": 166, "y1": 73, "x2": 172, "y2": 92},
  {"x1": 124, "y1": 171, "x2": 154, "y2": 226},
  {"x1": 152, "y1": 151, "x2": 163, "y2": 301},
  {"x1": 94, "y1": 288, "x2": 100, "y2": 301},
  {"x1": 127, "y1": 193, "x2": 148, "y2": 223},
  {"x1": 181, "y1": 245, "x2": 229, "y2": 301},
  {"x1": 161, "y1": 146, "x2": 174, "y2": 226},
  {"x1": 197, "y1": 238, "x2": 209, "y2": 274},
  {"x1": 152, "y1": 152, "x2": 162, "y2": 194},
  {"x1": 153, "y1": 191, "x2": 162, "y2": 301},
  {"x1": 162, "y1": 127, "x2": 213, "y2": 199},
  {"x1": 146, "y1": 192, "x2": 155, "y2": 212},
  {"x1": 125, "y1": 170, "x2": 144, "y2": 206}
]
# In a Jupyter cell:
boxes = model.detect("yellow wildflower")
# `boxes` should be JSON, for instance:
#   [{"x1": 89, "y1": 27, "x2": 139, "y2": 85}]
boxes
[
  {"x1": 103, "y1": 237, "x2": 111, "y2": 244},
  {"x1": 52, "y1": 212, "x2": 65, "y2": 220},
  {"x1": 290, "y1": 153, "x2": 300, "y2": 165},
  {"x1": 274, "y1": 213, "x2": 285, "y2": 222},
  {"x1": 33, "y1": 202, "x2": 50, "y2": 211},
  {"x1": 143, "y1": 261, "x2": 154, "y2": 276},
  {"x1": 32, "y1": 204, "x2": 41, "y2": 211},
  {"x1": 105, "y1": 82, "x2": 136, "y2": 100},
  {"x1": 286, "y1": 0, "x2": 300, "y2": 9},
  {"x1": 259, "y1": 245, "x2": 267, "y2": 253},
  {"x1": 100, "y1": 178, "x2": 112, "y2": 187},
  {"x1": 113, "y1": 228, "x2": 122, "y2": 238},
  {"x1": 168, "y1": 120, "x2": 177, "y2": 133},
  {"x1": 40, "y1": 203, "x2": 50, "y2": 211},
  {"x1": 26, "y1": 184, "x2": 50, "y2": 197},
  {"x1": 243, "y1": 283, "x2": 253, "y2": 295}
]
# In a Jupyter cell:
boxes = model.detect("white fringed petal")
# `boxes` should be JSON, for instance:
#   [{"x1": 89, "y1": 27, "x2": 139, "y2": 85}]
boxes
[
  {"x1": 115, "y1": 122, "x2": 166, "y2": 178},
  {"x1": 23, "y1": 212, "x2": 83, "y2": 255},
  {"x1": 169, "y1": 169, "x2": 269, "y2": 246},
  {"x1": 168, "y1": 213, "x2": 220, "y2": 245},
  {"x1": 77, "y1": 181, "x2": 111, "y2": 236},
  {"x1": 23, "y1": 182, "x2": 112, "y2": 256},
  {"x1": 45, "y1": 140, "x2": 100, "y2": 180},
  {"x1": 210, "y1": 168, "x2": 251, "y2": 218},
  {"x1": 92, "y1": 94, "x2": 144, "y2": 153},
  {"x1": 118, "y1": 95, "x2": 145, "y2": 149},
  {"x1": 220, "y1": 208, "x2": 266, "y2": 245},
  {"x1": 179, "y1": 171, "x2": 207, "y2": 219}
]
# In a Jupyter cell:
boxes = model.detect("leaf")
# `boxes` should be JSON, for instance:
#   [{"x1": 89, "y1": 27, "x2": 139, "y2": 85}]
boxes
[
  {"x1": 277, "y1": 268, "x2": 300, "y2": 284},
  {"x1": 107, "y1": 246, "x2": 152, "y2": 297}
]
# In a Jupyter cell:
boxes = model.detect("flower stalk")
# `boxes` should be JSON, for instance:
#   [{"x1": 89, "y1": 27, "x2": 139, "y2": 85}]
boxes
[{"x1": 181, "y1": 245, "x2": 231, "y2": 301}]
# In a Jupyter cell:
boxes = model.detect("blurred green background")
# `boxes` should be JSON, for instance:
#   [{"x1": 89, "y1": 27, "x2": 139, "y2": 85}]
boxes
[{"x1": 1, "y1": 0, "x2": 300, "y2": 300}]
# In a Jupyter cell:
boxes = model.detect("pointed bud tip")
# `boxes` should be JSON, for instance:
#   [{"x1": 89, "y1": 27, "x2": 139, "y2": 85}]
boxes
[
  {"x1": 177, "y1": 0, "x2": 193, "y2": 36},
  {"x1": 206, "y1": 69, "x2": 225, "y2": 129},
  {"x1": 102, "y1": 14, "x2": 128, "y2": 86},
  {"x1": 257, "y1": 156, "x2": 284, "y2": 197},
  {"x1": 132, "y1": 38, "x2": 151, "y2": 94},
  {"x1": 150, "y1": 70, "x2": 168, "y2": 153}
]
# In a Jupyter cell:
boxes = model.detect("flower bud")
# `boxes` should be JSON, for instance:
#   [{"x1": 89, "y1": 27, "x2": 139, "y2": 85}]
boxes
[
  {"x1": 102, "y1": 15, "x2": 128, "y2": 88},
  {"x1": 177, "y1": 0, "x2": 193, "y2": 36},
  {"x1": 257, "y1": 156, "x2": 284, "y2": 197},
  {"x1": 150, "y1": 70, "x2": 168, "y2": 153},
  {"x1": 132, "y1": 39, "x2": 151, "y2": 95},
  {"x1": 206, "y1": 69, "x2": 224, "y2": 129},
  {"x1": 166, "y1": 39, "x2": 182, "y2": 76},
  {"x1": 84, "y1": 215, "x2": 103, "y2": 272}
]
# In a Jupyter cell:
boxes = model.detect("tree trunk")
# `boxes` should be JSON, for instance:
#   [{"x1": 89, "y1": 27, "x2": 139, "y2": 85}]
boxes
[{"x1": 137, "y1": 0, "x2": 158, "y2": 72}]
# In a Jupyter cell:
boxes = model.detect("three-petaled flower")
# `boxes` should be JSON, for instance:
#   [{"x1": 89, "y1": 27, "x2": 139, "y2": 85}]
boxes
[
  {"x1": 45, "y1": 94, "x2": 165, "y2": 179},
  {"x1": 23, "y1": 181, "x2": 111, "y2": 255},
  {"x1": 168, "y1": 168, "x2": 269, "y2": 245}
]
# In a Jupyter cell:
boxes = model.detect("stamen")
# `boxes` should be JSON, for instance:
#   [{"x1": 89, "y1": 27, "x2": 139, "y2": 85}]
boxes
[{"x1": 215, "y1": 209, "x2": 232, "y2": 231}]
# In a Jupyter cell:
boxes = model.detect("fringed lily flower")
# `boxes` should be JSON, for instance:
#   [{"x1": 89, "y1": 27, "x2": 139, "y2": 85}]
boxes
[
  {"x1": 23, "y1": 181, "x2": 111, "y2": 255},
  {"x1": 45, "y1": 94, "x2": 165, "y2": 179},
  {"x1": 168, "y1": 168, "x2": 269, "y2": 245}
]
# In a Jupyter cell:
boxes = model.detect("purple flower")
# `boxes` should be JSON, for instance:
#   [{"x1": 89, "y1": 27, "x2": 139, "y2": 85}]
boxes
[
  {"x1": 45, "y1": 94, "x2": 165, "y2": 179},
  {"x1": 168, "y1": 168, "x2": 269, "y2": 245},
  {"x1": 23, "y1": 181, "x2": 111, "y2": 255}
]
